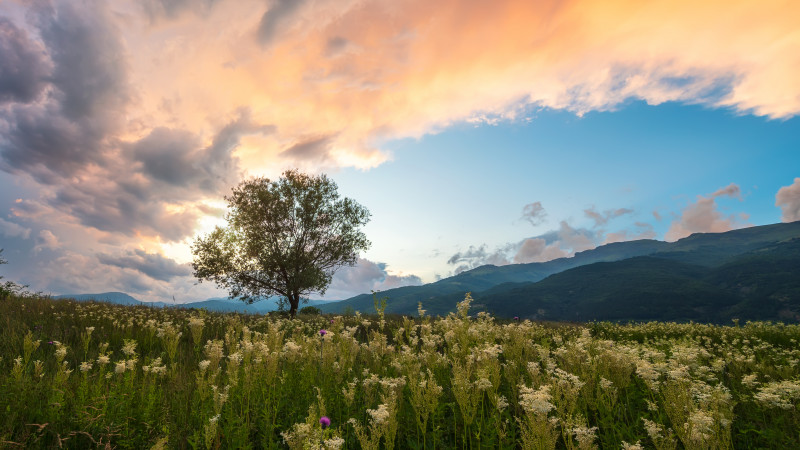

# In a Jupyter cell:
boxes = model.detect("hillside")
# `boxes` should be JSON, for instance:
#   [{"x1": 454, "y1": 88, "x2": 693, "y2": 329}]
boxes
[
  {"x1": 319, "y1": 238, "x2": 669, "y2": 314},
  {"x1": 468, "y1": 238, "x2": 800, "y2": 323},
  {"x1": 321, "y1": 221, "x2": 800, "y2": 322}
]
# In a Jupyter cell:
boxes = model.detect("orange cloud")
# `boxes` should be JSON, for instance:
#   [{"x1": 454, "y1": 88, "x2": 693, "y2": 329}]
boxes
[
  {"x1": 113, "y1": 0, "x2": 799, "y2": 176},
  {"x1": 665, "y1": 183, "x2": 748, "y2": 241},
  {"x1": 776, "y1": 178, "x2": 800, "y2": 223}
]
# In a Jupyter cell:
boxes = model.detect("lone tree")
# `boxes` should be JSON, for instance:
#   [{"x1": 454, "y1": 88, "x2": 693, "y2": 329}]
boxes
[{"x1": 191, "y1": 170, "x2": 370, "y2": 318}]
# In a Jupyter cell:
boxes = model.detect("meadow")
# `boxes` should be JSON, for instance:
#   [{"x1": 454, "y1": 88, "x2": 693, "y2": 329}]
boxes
[{"x1": 1, "y1": 292, "x2": 799, "y2": 449}]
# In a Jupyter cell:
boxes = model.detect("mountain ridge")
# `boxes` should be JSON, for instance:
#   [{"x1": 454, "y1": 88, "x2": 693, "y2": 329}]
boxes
[{"x1": 320, "y1": 221, "x2": 800, "y2": 322}]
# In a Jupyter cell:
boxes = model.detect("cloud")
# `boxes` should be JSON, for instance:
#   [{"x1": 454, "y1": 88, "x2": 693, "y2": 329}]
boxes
[
  {"x1": 521, "y1": 202, "x2": 547, "y2": 226},
  {"x1": 0, "y1": 217, "x2": 30, "y2": 239},
  {"x1": 21, "y1": 247, "x2": 214, "y2": 301},
  {"x1": 448, "y1": 215, "x2": 666, "y2": 272},
  {"x1": 130, "y1": 110, "x2": 268, "y2": 193},
  {"x1": 664, "y1": 183, "x2": 747, "y2": 241},
  {"x1": 513, "y1": 238, "x2": 569, "y2": 264},
  {"x1": 6, "y1": 109, "x2": 266, "y2": 242},
  {"x1": 139, "y1": 0, "x2": 220, "y2": 22},
  {"x1": 97, "y1": 249, "x2": 192, "y2": 282},
  {"x1": 257, "y1": 0, "x2": 306, "y2": 46},
  {"x1": 447, "y1": 244, "x2": 513, "y2": 273},
  {"x1": 776, "y1": 178, "x2": 800, "y2": 222},
  {"x1": 279, "y1": 135, "x2": 335, "y2": 165},
  {"x1": 604, "y1": 222, "x2": 656, "y2": 244},
  {"x1": 448, "y1": 221, "x2": 601, "y2": 272},
  {"x1": 33, "y1": 229, "x2": 59, "y2": 251},
  {"x1": 0, "y1": 0, "x2": 797, "y2": 301},
  {"x1": 0, "y1": 18, "x2": 51, "y2": 104},
  {"x1": 584, "y1": 206, "x2": 634, "y2": 227},
  {"x1": 0, "y1": 1, "x2": 128, "y2": 183},
  {"x1": 321, "y1": 258, "x2": 423, "y2": 299}
]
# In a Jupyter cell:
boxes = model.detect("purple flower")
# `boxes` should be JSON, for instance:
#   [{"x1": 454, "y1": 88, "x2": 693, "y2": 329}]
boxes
[
  {"x1": 319, "y1": 416, "x2": 331, "y2": 429},
  {"x1": 319, "y1": 329, "x2": 327, "y2": 337},
  {"x1": 48, "y1": 341, "x2": 54, "y2": 345},
  {"x1": 330, "y1": 319, "x2": 335, "y2": 324},
  {"x1": 514, "y1": 317, "x2": 519, "y2": 321}
]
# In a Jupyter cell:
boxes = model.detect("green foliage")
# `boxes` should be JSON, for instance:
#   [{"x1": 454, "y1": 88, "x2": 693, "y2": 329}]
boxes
[
  {"x1": 2, "y1": 294, "x2": 800, "y2": 448},
  {"x1": 298, "y1": 306, "x2": 321, "y2": 315},
  {"x1": 0, "y1": 249, "x2": 35, "y2": 299},
  {"x1": 192, "y1": 170, "x2": 370, "y2": 318}
]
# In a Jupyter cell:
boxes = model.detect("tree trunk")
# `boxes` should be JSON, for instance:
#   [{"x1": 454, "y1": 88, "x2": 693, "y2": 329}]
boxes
[{"x1": 289, "y1": 292, "x2": 300, "y2": 318}]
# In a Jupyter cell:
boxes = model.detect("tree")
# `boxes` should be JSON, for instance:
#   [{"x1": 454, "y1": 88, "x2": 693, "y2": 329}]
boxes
[
  {"x1": 0, "y1": 249, "x2": 30, "y2": 298},
  {"x1": 191, "y1": 170, "x2": 371, "y2": 318}
]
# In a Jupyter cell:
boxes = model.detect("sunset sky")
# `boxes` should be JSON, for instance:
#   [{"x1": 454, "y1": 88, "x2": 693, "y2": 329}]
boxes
[{"x1": 1, "y1": 0, "x2": 799, "y2": 302}]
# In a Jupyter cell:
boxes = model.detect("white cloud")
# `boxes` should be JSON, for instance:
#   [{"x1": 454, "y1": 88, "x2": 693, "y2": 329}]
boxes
[{"x1": 320, "y1": 258, "x2": 423, "y2": 300}]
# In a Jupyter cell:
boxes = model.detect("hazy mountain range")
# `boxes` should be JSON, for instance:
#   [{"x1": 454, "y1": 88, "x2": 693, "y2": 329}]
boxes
[
  {"x1": 54, "y1": 221, "x2": 800, "y2": 323},
  {"x1": 52, "y1": 293, "x2": 334, "y2": 314},
  {"x1": 319, "y1": 221, "x2": 800, "y2": 323}
]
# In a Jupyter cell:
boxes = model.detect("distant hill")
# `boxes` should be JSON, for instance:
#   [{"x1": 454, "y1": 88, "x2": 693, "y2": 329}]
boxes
[
  {"x1": 53, "y1": 292, "x2": 144, "y2": 306},
  {"x1": 52, "y1": 292, "x2": 334, "y2": 314},
  {"x1": 467, "y1": 237, "x2": 800, "y2": 323},
  {"x1": 319, "y1": 238, "x2": 669, "y2": 315},
  {"x1": 321, "y1": 221, "x2": 800, "y2": 322}
]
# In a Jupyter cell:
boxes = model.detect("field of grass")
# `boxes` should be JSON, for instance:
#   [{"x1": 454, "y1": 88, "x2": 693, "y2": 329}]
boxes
[{"x1": 1, "y1": 292, "x2": 799, "y2": 449}]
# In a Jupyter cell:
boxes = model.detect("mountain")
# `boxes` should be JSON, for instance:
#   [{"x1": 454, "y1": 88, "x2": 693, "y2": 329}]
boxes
[
  {"x1": 53, "y1": 292, "x2": 144, "y2": 306},
  {"x1": 319, "y1": 238, "x2": 669, "y2": 315},
  {"x1": 52, "y1": 292, "x2": 334, "y2": 314},
  {"x1": 321, "y1": 221, "x2": 800, "y2": 322},
  {"x1": 466, "y1": 237, "x2": 800, "y2": 323}
]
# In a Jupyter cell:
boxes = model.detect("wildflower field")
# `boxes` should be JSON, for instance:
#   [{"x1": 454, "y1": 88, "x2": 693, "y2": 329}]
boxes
[{"x1": 1, "y1": 293, "x2": 799, "y2": 449}]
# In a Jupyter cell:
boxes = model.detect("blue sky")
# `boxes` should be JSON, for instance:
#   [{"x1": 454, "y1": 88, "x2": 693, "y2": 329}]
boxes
[
  {"x1": 330, "y1": 102, "x2": 798, "y2": 281},
  {"x1": 0, "y1": 0, "x2": 798, "y2": 302}
]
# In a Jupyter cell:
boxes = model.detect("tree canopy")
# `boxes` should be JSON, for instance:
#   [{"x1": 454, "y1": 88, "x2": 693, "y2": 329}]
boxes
[{"x1": 191, "y1": 170, "x2": 370, "y2": 317}]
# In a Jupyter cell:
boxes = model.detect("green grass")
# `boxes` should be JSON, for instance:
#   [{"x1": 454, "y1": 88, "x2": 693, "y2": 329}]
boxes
[{"x1": 1, "y1": 292, "x2": 799, "y2": 449}]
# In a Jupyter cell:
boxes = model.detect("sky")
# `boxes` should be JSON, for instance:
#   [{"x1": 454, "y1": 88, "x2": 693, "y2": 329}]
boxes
[{"x1": 0, "y1": 0, "x2": 799, "y2": 303}]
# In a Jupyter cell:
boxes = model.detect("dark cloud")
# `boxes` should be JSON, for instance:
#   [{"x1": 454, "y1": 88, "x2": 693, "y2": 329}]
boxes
[
  {"x1": 36, "y1": 1, "x2": 129, "y2": 123},
  {"x1": 325, "y1": 36, "x2": 350, "y2": 57},
  {"x1": 447, "y1": 244, "x2": 513, "y2": 273},
  {"x1": 131, "y1": 128, "x2": 204, "y2": 186},
  {"x1": 140, "y1": 0, "x2": 219, "y2": 22},
  {"x1": 280, "y1": 135, "x2": 334, "y2": 163},
  {"x1": 126, "y1": 109, "x2": 271, "y2": 198},
  {"x1": 257, "y1": 0, "x2": 306, "y2": 46},
  {"x1": 0, "y1": 18, "x2": 51, "y2": 104},
  {"x1": 2, "y1": 108, "x2": 107, "y2": 183},
  {"x1": 0, "y1": 1, "x2": 128, "y2": 182},
  {"x1": 521, "y1": 201, "x2": 546, "y2": 226},
  {"x1": 97, "y1": 249, "x2": 191, "y2": 282},
  {"x1": 49, "y1": 180, "x2": 200, "y2": 241},
  {"x1": 8, "y1": 106, "x2": 269, "y2": 241}
]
